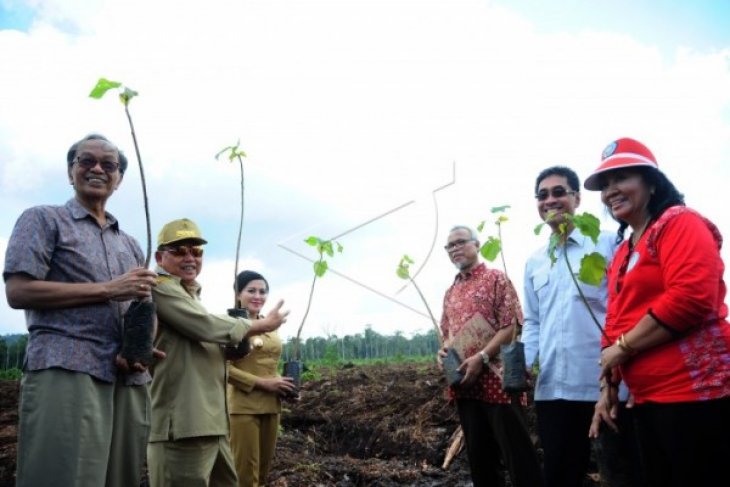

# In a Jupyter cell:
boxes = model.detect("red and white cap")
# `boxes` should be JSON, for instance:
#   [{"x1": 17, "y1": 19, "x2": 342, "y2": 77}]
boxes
[{"x1": 584, "y1": 137, "x2": 659, "y2": 190}]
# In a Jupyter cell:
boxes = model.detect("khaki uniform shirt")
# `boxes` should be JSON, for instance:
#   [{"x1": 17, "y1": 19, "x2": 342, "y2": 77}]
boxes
[
  {"x1": 227, "y1": 330, "x2": 283, "y2": 415},
  {"x1": 149, "y1": 270, "x2": 250, "y2": 442}
]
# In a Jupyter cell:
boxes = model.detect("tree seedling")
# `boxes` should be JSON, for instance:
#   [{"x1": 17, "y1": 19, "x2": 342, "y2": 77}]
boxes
[
  {"x1": 396, "y1": 255, "x2": 442, "y2": 339},
  {"x1": 396, "y1": 254, "x2": 465, "y2": 386},
  {"x1": 284, "y1": 236, "x2": 343, "y2": 393},
  {"x1": 215, "y1": 140, "x2": 248, "y2": 309},
  {"x1": 90, "y1": 77, "x2": 155, "y2": 366},
  {"x1": 534, "y1": 211, "x2": 610, "y2": 340},
  {"x1": 215, "y1": 141, "x2": 253, "y2": 359},
  {"x1": 476, "y1": 206, "x2": 528, "y2": 392}
]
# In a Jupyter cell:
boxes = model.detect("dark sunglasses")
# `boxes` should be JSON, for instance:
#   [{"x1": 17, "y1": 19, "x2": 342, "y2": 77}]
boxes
[
  {"x1": 162, "y1": 245, "x2": 204, "y2": 258},
  {"x1": 74, "y1": 156, "x2": 120, "y2": 173},
  {"x1": 535, "y1": 186, "x2": 576, "y2": 201}
]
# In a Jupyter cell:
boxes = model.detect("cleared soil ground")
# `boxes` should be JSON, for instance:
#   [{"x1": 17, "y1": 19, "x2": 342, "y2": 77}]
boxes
[{"x1": 0, "y1": 363, "x2": 603, "y2": 486}]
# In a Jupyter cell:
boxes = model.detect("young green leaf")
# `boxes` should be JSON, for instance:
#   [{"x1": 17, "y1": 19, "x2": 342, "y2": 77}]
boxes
[
  {"x1": 215, "y1": 139, "x2": 247, "y2": 162},
  {"x1": 313, "y1": 260, "x2": 329, "y2": 277},
  {"x1": 89, "y1": 78, "x2": 122, "y2": 99},
  {"x1": 396, "y1": 255, "x2": 413, "y2": 280},
  {"x1": 476, "y1": 221, "x2": 486, "y2": 233},
  {"x1": 534, "y1": 222, "x2": 547, "y2": 236},
  {"x1": 547, "y1": 233, "x2": 560, "y2": 265},
  {"x1": 305, "y1": 236, "x2": 320, "y2": 247},
  {"x1": 573, "y1": 212, "x2": 601, "y2": 244},
  {"x1": 480, "y1": 236, "x2": 501, "y2": 262},
  {"x1": 578, "y1": 252, "x2": 607, "y2": 286},
  {"x1": 119, "y1": 87, "x2": 139, "y2": 106},
  {"x1": 321, "y1": 241, "x2": 334, "y2": 258},
  {"x1": 396, "y1": 266, "x2": 410, "y2": 280},
  {"x1": 491, "y1": 205, "x2": 510, "y2": 213},
  {"x1": 336, "y1": 242, "x2": 343, "y2": 253}
]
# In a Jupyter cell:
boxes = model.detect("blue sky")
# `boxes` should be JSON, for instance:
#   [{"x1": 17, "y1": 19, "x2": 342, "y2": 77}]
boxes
[
  {"x1": 502, "y1": 0, "x2": 730, "y2": 52},
  {"x1": 1, "y1": 0, "x2": 729, "y2": 338},
  {"x1": 0, "y1": 1, "x2": 32, "y2": 31}
]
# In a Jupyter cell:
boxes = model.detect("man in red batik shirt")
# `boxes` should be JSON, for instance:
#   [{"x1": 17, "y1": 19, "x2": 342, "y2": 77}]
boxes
[{"x1": 438, "y1": 225, "x2": 543, "y2": 487}]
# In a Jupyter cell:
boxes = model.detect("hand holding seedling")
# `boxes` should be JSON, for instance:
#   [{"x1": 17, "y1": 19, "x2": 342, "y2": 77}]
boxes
[
  {"x1": 90, "y1": 77, "x2": 157, "y2": 367},
  {"x1": 107, "y1": 267, "x2": 158, "y2": 301}
]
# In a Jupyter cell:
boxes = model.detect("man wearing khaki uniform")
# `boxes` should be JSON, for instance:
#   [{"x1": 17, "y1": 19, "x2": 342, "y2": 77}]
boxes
[{"x1": 148, "y1": 219, "x2": 289, "y2": 487}]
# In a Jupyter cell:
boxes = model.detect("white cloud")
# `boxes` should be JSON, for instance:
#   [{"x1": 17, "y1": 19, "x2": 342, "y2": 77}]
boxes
[{"x1": 1, "y1": 0, "x2": 729, "y2": 338}]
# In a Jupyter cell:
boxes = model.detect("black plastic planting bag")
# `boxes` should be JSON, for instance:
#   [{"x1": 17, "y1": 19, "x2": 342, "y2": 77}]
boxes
[
  {"x1": 224, "y1": 308, "x2": 250, "y2": 360},
  {"x1": 500, "y1": 341, "x2": 529, "y2": 393},
  {"x1": 283, "y1": 360, "x2": 302, "y2": 398},
  {"x1": 443, "y1": 347, "x2": 465, "y2": 387},
  {"x1": 121, "y1": 300, "x2": 156, "y2": 366}
]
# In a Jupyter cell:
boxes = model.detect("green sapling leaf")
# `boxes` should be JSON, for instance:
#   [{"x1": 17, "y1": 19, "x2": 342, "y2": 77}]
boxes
[
  {"x1": 573, "y1": 212, "x2": 601, "y2": 244},
  {"x1": 396, "y1": 254, "x2": 415, "y2": 280},
  {"x1": 305, "y1": 236, "x2": 319, "y2": 247},
  {"x1": 547, "y1": 233, "x2": 560, "y2": 265},
  {"x1": 476, "y1": 221, "x2": 486, "y2": 232},
  {"x1": 119, "y1": 87, "x2": 138, "y2": 106},
  {"x1": 491, "y1": 205, "x2": 510, "y2": 213},
  {"x1": 216, "y1": 139, "x2": 247, "y2": 162},
  {"x1": 578, "y1": 252, "x2": 607, "y2": 286},
  {"x1": 322, "y1": 241, "x2": 334, "y2": 258},
  {"x1": 480, "y1": 236, "x2": 501, "y2": 262},
  {"x1": 314, "y1": 260, "x2": 329, "y2": 277},
  {"x1": 534, "y1": 222, "x2": 547, "y2": 235},
  {"x1": 89, "y1": 78, "x2": 122, "y2": 99}
]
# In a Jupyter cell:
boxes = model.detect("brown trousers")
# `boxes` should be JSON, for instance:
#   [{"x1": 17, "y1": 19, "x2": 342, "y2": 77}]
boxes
[{"x1": 229, "y1": 413, "x2": 280, "y2": 487}]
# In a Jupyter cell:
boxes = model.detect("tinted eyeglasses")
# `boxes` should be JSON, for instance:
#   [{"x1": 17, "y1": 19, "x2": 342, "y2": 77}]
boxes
[
  {"x1": 535, "y1": 186, "x2": 576, "y2": 201},
  {"x1": 161, "y1": 245, "x2": 204, "y2": 258},
  {"x1": 444, "y1": 238, "x2": 474, "y2": 251},
  {"x1": 74, "y1": 156, "x2": 120, "y2": 173}
]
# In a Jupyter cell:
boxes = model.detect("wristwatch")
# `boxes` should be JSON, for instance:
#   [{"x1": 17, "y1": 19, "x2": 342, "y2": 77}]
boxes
[{"x1": 479, "y1": 350, "x2": 490, "y2": 366}]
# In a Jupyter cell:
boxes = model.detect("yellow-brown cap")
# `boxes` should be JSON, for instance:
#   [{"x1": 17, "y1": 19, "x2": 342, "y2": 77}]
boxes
[{"x1": 157, "y1": 218, "x2": 208, "y2": 247}]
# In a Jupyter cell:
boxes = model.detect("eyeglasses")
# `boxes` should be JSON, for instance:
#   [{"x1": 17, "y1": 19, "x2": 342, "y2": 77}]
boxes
[
  {"x1": 444, "y1": 238, "x2": 474, "y2": 251},
  {"x1": 161, "y1": 245, "x2": 204, "y2": 258},
  {"x1": 535, "y1": 186, "x2": 576, "y2": 201},
  {"x1": 74, "y1": 156, "x2": 120, "y2": 173}
]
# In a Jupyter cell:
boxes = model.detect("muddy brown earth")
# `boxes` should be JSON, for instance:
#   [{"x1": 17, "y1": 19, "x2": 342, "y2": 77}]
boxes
[
  {"x1": 0, "y1": 363, "x2": 602, "y2": 486},
  {"x1": 0, "y1": 380, "x2": 18, "y2": 487}
]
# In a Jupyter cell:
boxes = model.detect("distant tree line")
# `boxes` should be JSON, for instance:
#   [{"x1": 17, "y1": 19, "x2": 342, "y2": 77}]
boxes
[
  {"x1": 0, "y1": 334, "x2": 27, "y2": 371},
  {"x1": 281, "y1": 325, "x2": 441, "y2": 362},
  {"x1": 1, "y1": 325, "x2": 441, "y2": 373}
]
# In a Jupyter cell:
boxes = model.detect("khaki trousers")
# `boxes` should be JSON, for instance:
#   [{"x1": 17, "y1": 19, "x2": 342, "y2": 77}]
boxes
[
  {"x1": 16, "y1": 368, "x2": 150, "y2": 487},
  {"x1": 148, "y1": 435, "x2": 238, "y2": 487},
  {"x1": 229, "y1": 413, "x2": 280, "y2": 487}
]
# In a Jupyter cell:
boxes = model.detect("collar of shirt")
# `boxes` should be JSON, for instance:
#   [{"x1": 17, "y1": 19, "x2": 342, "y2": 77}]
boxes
[
  {"x1": 452, "y1": 261, "x2": 486, "y2": 285},
  {"x1": 155, "y1": 267, "x2": 202, "y2": 298},
  {"x1": 542, "y1": 227, "x2": 587, "y2": 257},
  {"x1": 66, "y1": 198, "x2": 119, "y2": 230}
]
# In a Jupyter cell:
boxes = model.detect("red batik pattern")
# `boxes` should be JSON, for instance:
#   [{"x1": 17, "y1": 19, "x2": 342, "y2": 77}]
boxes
[{"x1": 441, "y1": 263, "x2": 525, "y2": 405}]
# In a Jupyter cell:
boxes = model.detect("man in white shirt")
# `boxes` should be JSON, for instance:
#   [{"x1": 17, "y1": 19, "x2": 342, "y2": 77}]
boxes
[{"x1": 522, "y1": 166, "x2": 637, "y2": 487}]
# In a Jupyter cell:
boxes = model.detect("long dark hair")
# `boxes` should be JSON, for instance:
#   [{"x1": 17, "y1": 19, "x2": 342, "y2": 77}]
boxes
[{"x1": 609, "y1": 167, "x2": 685, "y2": 243}]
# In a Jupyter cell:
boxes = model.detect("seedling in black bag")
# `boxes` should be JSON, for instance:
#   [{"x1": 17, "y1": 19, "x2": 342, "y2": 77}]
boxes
[
  {"x1": 90, "y1": 78, "x2": 155, "y2": 366},
  {"x1": 477, "y1": 206, "x2": 528, "y2": 393},
  {"x1": 284, "y1": 236, "x2": 343, "y2": 396},
  {"x1": 396, "y1": 255, "x2": 463, "y2": 387},
  {"x1": 215, "y1": 141, "x2": 253, "y2": 359}
]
